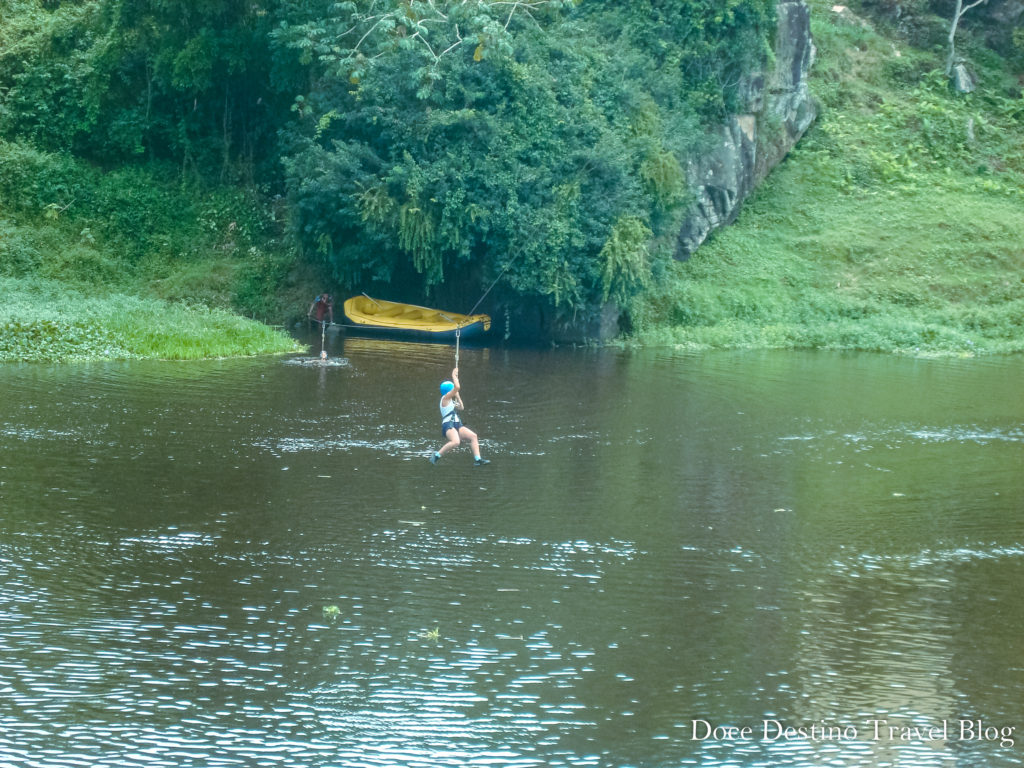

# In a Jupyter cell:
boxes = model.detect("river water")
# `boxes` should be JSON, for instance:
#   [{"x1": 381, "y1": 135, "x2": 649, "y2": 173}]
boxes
[{"x1": 1, "y1": 332, "x2": 1022, "y2": 768}]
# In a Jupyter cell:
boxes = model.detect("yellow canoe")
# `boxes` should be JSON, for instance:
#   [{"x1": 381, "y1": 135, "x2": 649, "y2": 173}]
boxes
[{"x1": 342, "y1": 296, "x2": 491, "y2": 341}]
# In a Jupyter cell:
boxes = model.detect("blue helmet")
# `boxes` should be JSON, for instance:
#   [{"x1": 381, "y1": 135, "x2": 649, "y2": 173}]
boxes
[{"x1": 440, "y1": 381, "x2": 455, "y2": 395}]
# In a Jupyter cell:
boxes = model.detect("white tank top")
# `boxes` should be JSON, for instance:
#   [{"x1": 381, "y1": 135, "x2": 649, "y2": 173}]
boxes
[{"x1": 440, "y1": 395, "x2": 458, "y2": 424}]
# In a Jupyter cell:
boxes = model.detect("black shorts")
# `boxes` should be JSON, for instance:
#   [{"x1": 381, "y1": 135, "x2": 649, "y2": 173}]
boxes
[{"x1": 441, "y1": 420, "x2": 463, "y2": 437}]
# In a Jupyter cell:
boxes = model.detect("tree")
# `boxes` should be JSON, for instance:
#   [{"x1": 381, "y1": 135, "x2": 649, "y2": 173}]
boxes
[
  {"x1": 0, "y1": 0, "x2": 293, "y2": 181},
  {"x1": 274, "y1": 0, "x2": 775, "y2": 315},
  {"x1": 273, "y1": 0, "x2": 574, "y2": 99},
  {"x1": 945, "y1": 0, "x2": 988, "y2": 77}
]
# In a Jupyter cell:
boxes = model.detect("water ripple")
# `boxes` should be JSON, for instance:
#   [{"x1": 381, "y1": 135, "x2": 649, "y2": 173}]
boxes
[{"x1": 1, "y1": 351, "x2": 1022, "y2": 768}]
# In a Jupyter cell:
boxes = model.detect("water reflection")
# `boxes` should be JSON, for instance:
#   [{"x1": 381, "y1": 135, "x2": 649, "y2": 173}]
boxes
[{"x1": 0, "y1": 347, "x2": 1022, "y2": 767}]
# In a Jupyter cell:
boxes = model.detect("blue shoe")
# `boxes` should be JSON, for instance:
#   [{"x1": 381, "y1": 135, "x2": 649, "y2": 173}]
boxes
[
  {"x1": 430, "y1": 453, "x2": 440, "y2": 465},
  {"x1": 474, "y1": 458, "x2": 490, "y2": 466}
]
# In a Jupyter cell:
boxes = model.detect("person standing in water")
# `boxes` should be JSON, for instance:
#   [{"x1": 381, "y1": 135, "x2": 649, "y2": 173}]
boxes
[
  {"x1": 430, "y1": 367, "x2": 489, "y2": 466},
  {"x1": 307, "y1": 293, "x2": 334, "y2": 325}
]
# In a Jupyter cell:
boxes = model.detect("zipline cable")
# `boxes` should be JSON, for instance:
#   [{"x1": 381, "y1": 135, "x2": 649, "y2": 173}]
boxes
[
  {"x1": 450, "y1": 253, "x2": 518, "y2": 365},
  {"x1": 466, "y1": 257, "x2": 516, "y2": 318}
]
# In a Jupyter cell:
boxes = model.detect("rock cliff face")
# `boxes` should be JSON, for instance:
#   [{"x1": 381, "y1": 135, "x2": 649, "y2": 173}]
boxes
[
  {"x1": 517, "y1": 0, "x2": 817, "y2": 342},
  {"x1": 675, "y1": 0, "x2": 817, "y2": 260}
]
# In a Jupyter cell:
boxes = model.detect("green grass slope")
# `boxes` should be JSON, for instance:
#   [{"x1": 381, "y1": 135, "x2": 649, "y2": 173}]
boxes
[
  {"x1": 0, "y1": 278, "x2": 300, "y2": 362},
  {"x1": 0, "y1": 146, "x2": 305, "y2": 361},
  {"x1": 630, "y1": 1, "x2": 1024, "y2": 355}
]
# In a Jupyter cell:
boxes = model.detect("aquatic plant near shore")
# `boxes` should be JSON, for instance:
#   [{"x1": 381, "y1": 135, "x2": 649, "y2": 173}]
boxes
[{"x1": 0, "y1": 278, "x2": 300, "y2": 362}]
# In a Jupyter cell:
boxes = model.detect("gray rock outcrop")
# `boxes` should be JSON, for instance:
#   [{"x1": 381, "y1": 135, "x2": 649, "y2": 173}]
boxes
[
  {"x1": 525, "y1": 0, "x2": 818, "y2": 342},
  {"x1": 951, "y1": 61, "x2": 976, "y2": 93},
  {"x1": 675, "y1": 0, "x2": 817, "y2": 260}
]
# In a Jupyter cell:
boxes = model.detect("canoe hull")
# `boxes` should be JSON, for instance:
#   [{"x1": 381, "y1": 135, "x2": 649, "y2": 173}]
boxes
[{"x1": 342, "y1": 296, "x2": 491, "y2": 342}]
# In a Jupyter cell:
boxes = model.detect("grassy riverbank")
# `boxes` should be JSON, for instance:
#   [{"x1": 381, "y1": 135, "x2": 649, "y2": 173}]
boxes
[
  {"x1": 0, "y1": 143, "x2": 311, "y2": 361},
  {"x1": 0, "y1": 278, "x2": 300, "y2": 362},
  {"x1": 1, "y1": 1, "x2": 1021, "y2": 360},
  {"x1": 630, "y1": 2, "x2": 1024, "y2": 355}
]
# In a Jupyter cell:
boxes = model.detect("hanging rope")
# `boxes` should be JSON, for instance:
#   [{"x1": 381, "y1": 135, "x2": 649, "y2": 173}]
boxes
[{"x1": 454, "y1": 327, "x2": 461, "y2": 367}]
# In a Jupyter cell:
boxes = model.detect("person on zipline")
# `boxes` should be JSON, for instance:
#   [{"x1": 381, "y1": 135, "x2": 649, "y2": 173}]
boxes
[{"x1": 430, "y1": 367, "x2": 489, "y2": 466}]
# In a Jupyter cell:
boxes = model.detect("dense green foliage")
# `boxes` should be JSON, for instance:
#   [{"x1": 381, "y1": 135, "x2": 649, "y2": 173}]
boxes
[
  {"x1": 631, "y1": 0, "x2": 1024, "y2": 355},
  {"x1": 275, "y1": 0, "x2": 775, "y2": 312},
  {"x1": 0, "y1": 135, "x2": 303, "y2": 317},
  {"x1": 0, "y1": 0, "x2": 777, "y2": 323},
  {"x1": 0, "y1": 0, "x2": 292, "y2": 180},
  {"x1": 0, "y1": 0, "x2": 310, "y2": 359}
]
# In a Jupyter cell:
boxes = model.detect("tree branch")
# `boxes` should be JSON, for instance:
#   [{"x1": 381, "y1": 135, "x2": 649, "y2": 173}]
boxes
[{"x1": 945, "y1": 0, "x2": 988, "y2": 76}]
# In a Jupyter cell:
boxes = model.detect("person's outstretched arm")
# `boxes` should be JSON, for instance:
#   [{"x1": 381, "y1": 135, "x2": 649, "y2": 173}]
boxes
[{"x1": 451, "y1": 368, "x2": 465, "y2": 410}]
